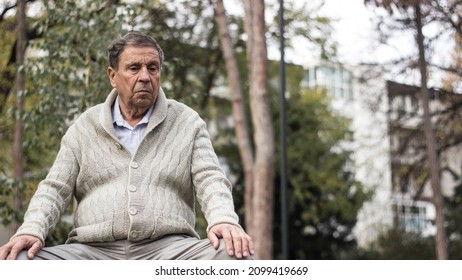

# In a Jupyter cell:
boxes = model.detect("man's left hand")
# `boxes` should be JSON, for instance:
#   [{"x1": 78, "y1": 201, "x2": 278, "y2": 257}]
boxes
[{"x1": 208, "y1": 224, "x2": 254, "y2": 259}]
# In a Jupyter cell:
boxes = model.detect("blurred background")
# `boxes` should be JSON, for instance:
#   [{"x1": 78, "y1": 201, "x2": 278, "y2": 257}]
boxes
[{"x1": 0, "y1": 0, "x2": 461, "y2": 260}]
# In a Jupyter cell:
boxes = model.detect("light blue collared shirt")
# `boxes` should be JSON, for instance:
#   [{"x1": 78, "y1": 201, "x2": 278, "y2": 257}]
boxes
[{"x1": 111, "y1": 96, "x2": 153, "y2": 155}]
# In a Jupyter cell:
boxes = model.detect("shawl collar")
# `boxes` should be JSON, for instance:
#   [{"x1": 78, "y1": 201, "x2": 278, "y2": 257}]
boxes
[{"x1": 99, "y1": 87, "x2": 168, "y2": 137}]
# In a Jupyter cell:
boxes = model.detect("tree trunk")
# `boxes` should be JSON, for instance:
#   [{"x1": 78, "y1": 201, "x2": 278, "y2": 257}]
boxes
[
  {"x1": 414, "y1": 3, "x2": 448, "y2": 260},
  {"x1": 243, "y1": 0, "x2": 275, "y2": 260},
  {"x1": 212, "y1": 0, "x2": 275, "y2": 259},
  {"x1": 12, "y1": 0, "x2": 26, "y2": 234},
  {"x1": 211, "y1": 0, "x2": 255, "y2": 234}
]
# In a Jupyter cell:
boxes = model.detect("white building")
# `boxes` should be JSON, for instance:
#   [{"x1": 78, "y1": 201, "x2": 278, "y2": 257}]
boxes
[
  {"x1": 386, "y1": 81, "x2": 461, "y2": 237},
  {"x1": 302, "y1": 63, "x2": 461, "y2": 247}
]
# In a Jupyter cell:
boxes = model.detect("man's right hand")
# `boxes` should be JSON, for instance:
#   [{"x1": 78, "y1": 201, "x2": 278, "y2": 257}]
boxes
[{"x1": 0, "y1": 235, "x2": 43, "y2": 260}]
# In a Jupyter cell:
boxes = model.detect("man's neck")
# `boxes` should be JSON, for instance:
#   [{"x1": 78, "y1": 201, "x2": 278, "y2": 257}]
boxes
[{"x1": 120, "y1": 107, "x2": 147, "y2": 127}]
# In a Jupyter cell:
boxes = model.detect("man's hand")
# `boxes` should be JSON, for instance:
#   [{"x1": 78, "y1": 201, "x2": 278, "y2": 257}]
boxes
[
  {"x1": 208, "y1": 224, "x2": 254, "y2": 259},
  {"x1": 0, "y1": 235, "x2": 43, "y2": 260}
]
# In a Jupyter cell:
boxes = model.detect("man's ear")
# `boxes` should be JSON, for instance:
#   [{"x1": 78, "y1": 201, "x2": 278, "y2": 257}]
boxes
[{"x1": 107, "y1": 67, "x2": 117, "y2": 88}]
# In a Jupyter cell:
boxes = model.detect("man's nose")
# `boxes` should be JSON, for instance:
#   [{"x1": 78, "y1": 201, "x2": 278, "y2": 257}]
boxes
[{"x1": 138, "y1": 66, "x2": 150, "y2": 81}]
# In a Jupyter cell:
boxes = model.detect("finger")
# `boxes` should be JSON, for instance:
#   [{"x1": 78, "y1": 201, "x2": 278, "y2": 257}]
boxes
[
  {"x1": 0, "y1": 244, "x2": 13, "y2": 260},
  {"x1": 207, "y1": 231, "x2": 220, "y2": 249},
  {"x1": 233, "y1": 233, "x2": 244, "y2": 259},
  {"x1": 241, "y1": 234, "x2": 250, "y2": 257},
  {"x1": 247, "y1": 235, "x2": 255, "y2": 255},
  {"x1": 27, "y1": 241, "x2": 43, "y2": 260},
  {"x1": 221, "y1": 231, "x2": 234, "y2": 257},
  {"x1": 245, "y1": 234, "x2": 255, "y2": 255},
  {"x1": 7, "y1": 241, "x2": 26, "y2": 260}
]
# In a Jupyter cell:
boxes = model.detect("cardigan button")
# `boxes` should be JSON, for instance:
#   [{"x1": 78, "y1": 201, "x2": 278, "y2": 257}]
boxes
[
  {"x1": 128, "y1": 185, "x2": 137, "y2": 192},
  {"x1": 115, "y1": 143, "x2": 123, "y2": 150},
  {"x1": 130, "y1": 162, "x2": 139, "y2": 169},
  {"x1": 129, "y1": 207, "x2": 138, "y2": 215},
  {"x1": 130, "y1": 230, "x2": 139, "y2": 239}
]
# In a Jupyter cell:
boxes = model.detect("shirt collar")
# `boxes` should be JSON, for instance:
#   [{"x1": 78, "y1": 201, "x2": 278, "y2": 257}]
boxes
[{"x1": 112, "y1": 96, "x2": 154, "y2": 128}]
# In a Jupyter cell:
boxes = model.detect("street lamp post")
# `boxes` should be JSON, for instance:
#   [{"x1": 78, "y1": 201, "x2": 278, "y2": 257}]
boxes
[{"x1": 279, "y1": 0, "x2": 289, "y2": 260}]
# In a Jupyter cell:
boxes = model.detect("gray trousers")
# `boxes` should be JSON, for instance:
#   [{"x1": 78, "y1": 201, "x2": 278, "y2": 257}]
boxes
[{"x1": 17, "y1": 235, "x2": 245, "y2": 260}]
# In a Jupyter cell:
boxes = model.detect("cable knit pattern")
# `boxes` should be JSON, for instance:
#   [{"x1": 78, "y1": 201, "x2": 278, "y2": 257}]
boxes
[{"x1": 14, "y1": 88, "x2": 241, "y2": 244}]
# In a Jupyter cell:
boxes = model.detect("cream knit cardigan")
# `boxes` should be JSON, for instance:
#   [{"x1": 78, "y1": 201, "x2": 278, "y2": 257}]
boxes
[{"x1": 14, "y1": 88, "x2": 241, "y2": 244}]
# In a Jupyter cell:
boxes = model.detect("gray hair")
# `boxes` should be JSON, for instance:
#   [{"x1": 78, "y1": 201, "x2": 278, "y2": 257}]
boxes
[{"x1": 108, "y1": 32, "x2": 165, "y2": 69}]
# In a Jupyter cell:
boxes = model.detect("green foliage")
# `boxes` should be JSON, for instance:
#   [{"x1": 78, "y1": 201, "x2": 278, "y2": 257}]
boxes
[
  {"x1": 1, "y1": 0, "x2": 342, "y2": 249},
  {"x1": 356, "y1": 228, "x2": 436, "y2": 260},
  {"x1": 355, "y1": 169, "x2": 462, "y2": 260},
  {"x1": 26, "y1": 0, "x2": 129, "y2": 142},
  {"x1": 445, "y1": 167, "x2": 462, "y2": 259},
  {"x1": 6, "y1": 1, "x2": 133, "y2": 243},
  {"x1": 1, "y1": 0, "x2": 227, "y2": 244},
  {"x1": 0, "y1": 18, "x2": 17, "y2": 217},
  {"x1": 267, "y1": 0, "x2": 337, "y2": 60},
  {"x1": 445, "y1": 167, "x2": 462, "y2": 235},
  {"x1": 214, "y1": 60, "x2": 370, "y2": 259},
  {"x1": 0, "y1": 178, "x2": 22, "y2": 226},
  {"x1": 272, "y1": 88, "x2": 370, "y2": 259},
  {"x1": 0, "y1": 16, "x2": 16, "y2": 109},
  {"x1": 45, "y1": 217, "x2": 74, "y2": 246}
]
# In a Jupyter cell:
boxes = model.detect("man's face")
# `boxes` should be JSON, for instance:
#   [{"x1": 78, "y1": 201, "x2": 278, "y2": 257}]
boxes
[{"x1": 107, "y1": 45, "x2": 161, "y2": 117}]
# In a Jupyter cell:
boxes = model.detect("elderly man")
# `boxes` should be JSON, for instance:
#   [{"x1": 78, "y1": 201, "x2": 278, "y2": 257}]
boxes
[{"x1": 0, "y1": 32, "x2": 253, "y2": 260}]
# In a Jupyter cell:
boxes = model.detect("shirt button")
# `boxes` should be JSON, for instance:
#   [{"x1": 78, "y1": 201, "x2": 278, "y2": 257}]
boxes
[
  {"x1": 130, "y1": 230, "x2": 139, "y2": 238},
  {"x1": 130, "y1": 162, "x2": 139, "y2": 168},
  {"x1": 128, "y1": 185, "x2": 137, "y2": 192},
  {"x1": 129, "y1": 207, "x2": 138, "y2": 215}
]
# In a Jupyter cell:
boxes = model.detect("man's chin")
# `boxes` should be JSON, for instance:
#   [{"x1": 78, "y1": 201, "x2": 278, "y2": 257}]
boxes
[{"x1": 130, "y1": 97, "x2": 156, "y2": 109}]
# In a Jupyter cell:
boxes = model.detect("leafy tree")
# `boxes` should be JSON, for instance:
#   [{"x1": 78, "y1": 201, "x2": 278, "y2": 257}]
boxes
[
  {"x1": 1, "y1": 0, "x2": 226, "y2": 244},
  {"x1": 355, "y1": 178, "x2": 462, "y2": 260},
  {"x1": 441, "y1": 34, "x2": 462, "y2": 91},
  {"x1": 11, "y1": 0, "x2": 27, "y2": 233},
  {"x1": 353, "y1": 163, "x2": 462, "y2": 260},
  {"x1": 19, "y1": 0, "x2": 130, "y2": 245},
  {"x1": 1, "y1": 1, "x2": 351, "y2": 258},
  {"x1": 1, "y1": 5, "x2": 37, "y2": 225},
  {"x1": 211, "y1": 0, "x2": 254, "y2": 242},
  {"x1": 271, "y1": 87, "x2": 369, "y2": 259},
  {"x1": 445, "y1": 167, "x2": 462, "y2": 259},
  {"x1": 214, "y1": 60, "x2": 369, "y2": 259},
  {"x1": 212, "y1": 0, "x2": 336, "y2": 259},
  {"x1": 357, "y1": 228, "x2": 436, "y2": 260},
  {"x1": 364, "y1": 0, "x2": 462, "y2": 259},
  {"x1": 210, "y1": 59, "x2": 369, "y2": 259}
]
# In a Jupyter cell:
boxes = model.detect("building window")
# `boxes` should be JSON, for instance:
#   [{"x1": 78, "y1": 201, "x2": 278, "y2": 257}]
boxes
[
  {"x1": 393, "y1": 203, "x2": 430, "y2": 233},
  {"x1": 302, "y1": 65, "x2": 353, "y2": 102}
]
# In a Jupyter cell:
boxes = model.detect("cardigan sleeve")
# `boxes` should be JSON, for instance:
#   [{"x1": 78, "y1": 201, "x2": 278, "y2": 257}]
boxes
[
  {"x1": 190, "y1": 119, "x2": 242, "y2": 232},
  {"x1": 12, "y1": 130, "x2": 79, "y2": 244}
]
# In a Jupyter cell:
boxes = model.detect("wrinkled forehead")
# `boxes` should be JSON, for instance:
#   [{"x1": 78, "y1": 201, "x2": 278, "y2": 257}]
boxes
[{"x1": 119, "y1": 46, "x2": 161, "y2": 65}]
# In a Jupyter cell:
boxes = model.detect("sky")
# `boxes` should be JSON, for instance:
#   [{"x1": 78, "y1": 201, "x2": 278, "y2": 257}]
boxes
[
  {"x1": 0, "y1": 0, "x2": 380, "y2": 66},
  {"x1": 2, "y1": 0, "x2": 453, "y2": 83},
  {"x1": 318, "y1": 0, "x2": 379, "y2": 65},
  {"x1": 222, "y1": 0, "x2": 454, "y2": 88},
  {"x1": 223, "y1": 0, "x2": 390, "y2": 66},
  {"x1": 0, "y1": 0, "x2": 413, "y2": 67},
  {"x1": 275, "y1": 0, "x2": 416, "y2": 67}
]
